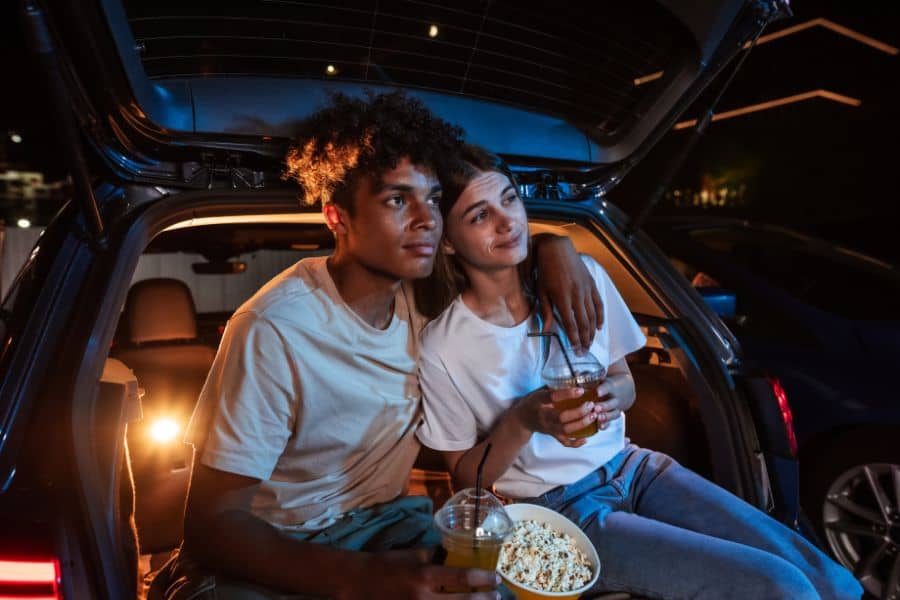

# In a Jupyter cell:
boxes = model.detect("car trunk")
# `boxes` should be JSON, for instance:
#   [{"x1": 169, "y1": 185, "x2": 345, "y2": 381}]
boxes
[{"x1": 79, "y1": 191, "x2": 768, "y2": 598}]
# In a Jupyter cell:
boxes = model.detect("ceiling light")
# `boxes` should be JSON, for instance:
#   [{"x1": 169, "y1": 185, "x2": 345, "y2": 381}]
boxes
[
  {"x1": 428, "y1": 24, "x2": 439, "y2": 38},
  {"x1": 9, "y1": 132, "x2": 23, "y2": 144},
  {"x1": 325, "y1": 64, "x2": 338, "y2": 75},
  {"x1": 16, "y1": 218, "x2": 31, "y2": 228}
]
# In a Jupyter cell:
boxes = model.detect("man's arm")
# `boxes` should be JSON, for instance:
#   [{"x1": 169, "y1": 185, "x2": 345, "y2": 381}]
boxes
[
  {"x1": 183, "y1": 462, "x2": 501, "y2": 600},
  {"x1": 531, "y1": 233, "x2": 604, "y2": 354}
]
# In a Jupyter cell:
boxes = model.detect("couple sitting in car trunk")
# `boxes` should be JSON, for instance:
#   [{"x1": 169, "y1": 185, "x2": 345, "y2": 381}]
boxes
[{"x1": 151, "y1": 91, "x2": 860, "y2": 600}]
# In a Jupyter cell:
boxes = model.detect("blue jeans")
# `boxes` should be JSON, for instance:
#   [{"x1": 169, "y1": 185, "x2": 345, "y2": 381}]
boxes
[{"x1": 523, "y1": 445, "x2": 861, "y2": 600}]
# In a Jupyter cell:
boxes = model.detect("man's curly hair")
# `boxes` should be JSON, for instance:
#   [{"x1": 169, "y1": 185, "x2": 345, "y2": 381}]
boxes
[{"x1": 283, "y1": 90, "x2": 466, "y2": 213}]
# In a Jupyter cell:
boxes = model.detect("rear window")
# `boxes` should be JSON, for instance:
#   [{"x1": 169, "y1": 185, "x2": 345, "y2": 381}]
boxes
[
  {"x1": 132, "y1": 248, "x2": 313, "y2": 314},
  {"x1": 122, "y1": 0, "x2": 695, "y2": 140}
]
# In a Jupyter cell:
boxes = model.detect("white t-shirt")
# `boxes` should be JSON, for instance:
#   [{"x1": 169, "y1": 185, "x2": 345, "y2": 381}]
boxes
[
  {"x1": 186, "y1": 257, "x2": 424, "y2": 531},
  {"x1": 417, "y1": 256, "x2": 646, "y2": 499}
]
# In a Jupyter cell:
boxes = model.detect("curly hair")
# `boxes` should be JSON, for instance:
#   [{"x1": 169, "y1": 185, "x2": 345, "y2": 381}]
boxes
[{"x1": 283, "y1": 90, "x2": 466, "y2": 213}]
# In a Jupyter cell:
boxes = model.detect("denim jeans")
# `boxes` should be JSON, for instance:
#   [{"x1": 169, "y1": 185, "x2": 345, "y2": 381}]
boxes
[{"x1": 523, "y1": 445, "x2": 862, "y2": 600}]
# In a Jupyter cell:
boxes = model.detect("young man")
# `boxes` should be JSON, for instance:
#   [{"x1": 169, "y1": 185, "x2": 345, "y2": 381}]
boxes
[{"x1": 154, "y1": 91, "x2": 601, "y2": 600}]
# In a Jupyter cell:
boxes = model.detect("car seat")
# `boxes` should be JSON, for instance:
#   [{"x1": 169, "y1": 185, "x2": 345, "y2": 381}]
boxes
[{"x1": 112, "y1": 278, "x2": 216, "y2": 557}]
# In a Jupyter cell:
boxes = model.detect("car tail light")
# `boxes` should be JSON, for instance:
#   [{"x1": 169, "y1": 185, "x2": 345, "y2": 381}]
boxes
[
  {"x1": 768, "y1": 376, "x2": 797, "y2": 457},
  {"x1": 0, "y1": 557, "x2": 62, "y2": 600}
]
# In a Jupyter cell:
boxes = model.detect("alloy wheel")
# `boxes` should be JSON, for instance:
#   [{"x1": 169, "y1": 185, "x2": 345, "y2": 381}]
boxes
[{"x1": 823, "y1": 463, "x2": 900, "y2": 599}]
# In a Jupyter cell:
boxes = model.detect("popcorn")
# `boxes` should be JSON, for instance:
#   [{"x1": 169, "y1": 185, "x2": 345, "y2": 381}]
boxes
[{"x1": 498, "y1": 519, "x2": 594, "y2": 593}]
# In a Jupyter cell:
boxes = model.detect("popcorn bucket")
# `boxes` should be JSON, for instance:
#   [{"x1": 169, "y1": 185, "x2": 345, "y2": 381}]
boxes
[{"x1": 499, "y1": 503, "x2": 601, "y2": 600}]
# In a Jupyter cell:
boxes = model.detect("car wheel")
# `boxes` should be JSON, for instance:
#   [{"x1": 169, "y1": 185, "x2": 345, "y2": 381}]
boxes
[{"x1": 801, "y1": 427, "x2": 900, "y2": 599}]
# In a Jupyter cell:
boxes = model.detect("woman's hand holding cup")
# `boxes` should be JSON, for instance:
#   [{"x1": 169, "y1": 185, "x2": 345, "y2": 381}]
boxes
[
  {"x1": 513, "y1": 386, "x2": 599, "y2": 448},
  {"x1": 590, "y1": 376, "x2": 631, "y2": 429}
]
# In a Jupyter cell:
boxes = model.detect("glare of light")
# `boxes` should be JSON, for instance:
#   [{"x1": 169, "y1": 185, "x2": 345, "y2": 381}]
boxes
[
  {"x1": 149, "y1": 418, "x2": 180, "y2": 443},
  {"x1": 633, "y1": 71, "x2": 663, "y2": 86},
  {"x1": 9, "y1": 132, "x2": 23, "y2": 144},
  {"x1": 325, "y1": 64, "x2": 337, "y2": 75},
  {"x1": 163, "y1": 212, "x2": 326, "y2": 232},
  {"x1": 673, "y1": 89, "x2": 861, "y2": 130},
  {"x1": 428, "y1": 24, "x2": 439, "y2": 38},
  {"x1": 16, "y1": 218, "x2": 31, "y2": 228},
  {"x1": 745, "y1": 17, "x2": 898, "y2": 55}
]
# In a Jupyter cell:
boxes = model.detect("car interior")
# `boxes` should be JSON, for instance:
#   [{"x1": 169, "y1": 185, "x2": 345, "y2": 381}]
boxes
[{"x1": 95, "y1": 212, "x2": 716, "y2": 599}]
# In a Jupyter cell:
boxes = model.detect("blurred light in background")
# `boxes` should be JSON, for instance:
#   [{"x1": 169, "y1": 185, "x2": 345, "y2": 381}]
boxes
[{"x1": 149, "y1": 417, "x2": 180, "y2": 443}]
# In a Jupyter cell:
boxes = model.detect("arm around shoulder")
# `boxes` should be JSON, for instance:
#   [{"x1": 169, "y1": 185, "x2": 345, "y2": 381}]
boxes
[{"x1": 530, "y1": 234, "x2": 604, "y2": 353}]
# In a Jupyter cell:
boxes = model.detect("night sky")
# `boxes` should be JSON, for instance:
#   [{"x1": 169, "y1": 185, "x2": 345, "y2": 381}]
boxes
[{"x1": 2, "y1": 1, "x2": 898, "y2": 261}]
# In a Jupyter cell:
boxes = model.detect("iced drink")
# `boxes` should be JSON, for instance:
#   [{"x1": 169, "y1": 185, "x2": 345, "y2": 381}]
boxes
[
  {"x1": 434, "y1": 488, "x2": 513, "y2": 591},
  {"x1": 544, "y1": 359, "x2": 606, "y2": 439},
  {"x1": 443, "y1": 529, "x2": 504, "y2": 571}
]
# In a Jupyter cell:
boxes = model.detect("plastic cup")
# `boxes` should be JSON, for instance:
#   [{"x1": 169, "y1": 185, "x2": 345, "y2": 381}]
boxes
[
  {"x1": 434, "y1": 488, "x2": 514, "y2": 591},
  {"x1": 543, "y1": 354, "x2": 606, "y2": 439}
]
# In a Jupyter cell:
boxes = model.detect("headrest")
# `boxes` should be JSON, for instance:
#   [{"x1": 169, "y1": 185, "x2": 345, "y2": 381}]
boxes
[{"x1": 121, "y1": 278, "x2": 198, "y2": 344}]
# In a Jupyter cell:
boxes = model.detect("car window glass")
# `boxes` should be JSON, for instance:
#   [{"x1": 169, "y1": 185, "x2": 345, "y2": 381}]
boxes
[
  {"x1": 0, "y1": 241, "x2": 48, "y2": 372},
  {"x1": 119, "y1": 247, "x2": 323, "y2": 349},
  {"x1": 667, "y1": 253, "x2": 822, "y2": 350},
  {"x1": 689, "y1": 230, "x2": 900, "y2": 321},
  {"x1": 0, "y1": 223, "x2": 66, "y2": 431},
  {"x1": 133, "y1": 248, "x2": 313, "y2": 313}
]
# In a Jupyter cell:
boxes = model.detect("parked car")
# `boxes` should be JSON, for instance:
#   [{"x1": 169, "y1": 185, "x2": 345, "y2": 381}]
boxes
[
  {"x1": 648, "y1": 216, "x2": 900, "y2": 595},
  {"x1": 0, "y1": 1, "x2": 812, "y2": 599}
]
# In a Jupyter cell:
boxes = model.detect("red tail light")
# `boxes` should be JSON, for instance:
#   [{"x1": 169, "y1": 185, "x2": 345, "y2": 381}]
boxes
[
  {"x1": 0, "y1": 557, "x2": 62, "y2": 600},
  {"x1": 768, "y1": 376, "x2": 798, "y2": 457}
]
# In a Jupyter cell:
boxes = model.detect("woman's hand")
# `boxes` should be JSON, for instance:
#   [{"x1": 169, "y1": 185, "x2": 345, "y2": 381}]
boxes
[
  {"x1": 513, "y1": 386, "x2": 599, "y2": 447},
  {"x1": 532, "y1": 234, "x2": 604, "y2": 354},
  {"x1": 590, "y1": 371, "x2": 636, "y2": 429}
]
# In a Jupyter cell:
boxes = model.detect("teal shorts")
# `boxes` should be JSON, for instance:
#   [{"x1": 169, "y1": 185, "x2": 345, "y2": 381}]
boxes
[{"x1": 153, "y1": 495, "x2": 442, "y2": 600}]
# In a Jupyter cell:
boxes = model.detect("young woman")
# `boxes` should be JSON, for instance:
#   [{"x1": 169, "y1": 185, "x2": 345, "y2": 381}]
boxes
[{"x1": 416, "y1": 145, "x2": 861, "y2": 599}]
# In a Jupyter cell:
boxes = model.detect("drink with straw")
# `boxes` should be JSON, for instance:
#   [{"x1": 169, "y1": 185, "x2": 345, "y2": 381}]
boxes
[
  {"x1": 433, "y1": 444, "x2": 512, "y2": 592},
  {"x1": 530, "y1": 332, "x2": 607, "y2": 439},
  {"x1": 434, "y1": 488, "x2": 512, "y2": 590}
]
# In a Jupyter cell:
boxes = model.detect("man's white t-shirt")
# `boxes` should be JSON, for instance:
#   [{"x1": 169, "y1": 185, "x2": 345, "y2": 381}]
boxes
[
  {"x1": 417, "y1": 256, "x2": 646, "y2": 499},
  {"x1": 185, "y1": 256, "x2": 424, "y2": 531}
]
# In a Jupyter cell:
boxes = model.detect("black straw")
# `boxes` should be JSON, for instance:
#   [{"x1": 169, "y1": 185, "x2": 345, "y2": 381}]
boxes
[
  {"x1": 528, "y1": 331, "x2": 576, "y2": 378},
  {"x1": 473, "y1": 443, "x2": 493, "y2": 545}
]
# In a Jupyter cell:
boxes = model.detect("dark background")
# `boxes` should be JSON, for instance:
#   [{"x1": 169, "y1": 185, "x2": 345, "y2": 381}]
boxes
[
  {"x1": 609, "y1": 0, "x2": 900, "y2": 263},
  {"x1": 2, "y1": 1, "x2": 899, "y2": 262}
]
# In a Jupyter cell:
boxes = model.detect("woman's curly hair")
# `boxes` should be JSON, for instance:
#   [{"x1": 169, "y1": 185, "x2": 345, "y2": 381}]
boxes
[{"x1": 283, "y1": 90, "x2": 465, "y2": 212}]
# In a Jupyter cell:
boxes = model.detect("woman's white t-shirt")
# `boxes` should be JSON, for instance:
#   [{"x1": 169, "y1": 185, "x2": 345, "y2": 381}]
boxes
[{"x1": 417, "y1": 255, "x2": 646, "y2": 499}]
